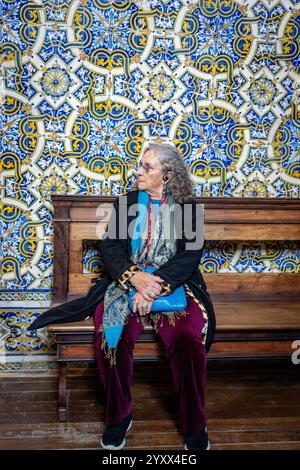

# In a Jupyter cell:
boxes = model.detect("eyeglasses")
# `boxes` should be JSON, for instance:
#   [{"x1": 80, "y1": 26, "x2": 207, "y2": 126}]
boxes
[{"x1": 136, "y1": 161, "x2": 155, "y2": 174}]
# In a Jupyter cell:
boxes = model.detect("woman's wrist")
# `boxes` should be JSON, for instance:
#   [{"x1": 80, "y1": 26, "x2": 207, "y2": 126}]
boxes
[{"x1": 117, "y1": 265, "x2": 142, "y2": 291}]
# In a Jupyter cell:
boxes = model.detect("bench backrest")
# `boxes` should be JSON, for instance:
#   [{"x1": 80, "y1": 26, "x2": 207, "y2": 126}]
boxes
[{"x1": 51, "y1": 196, "x2": 300, "y2": 305}]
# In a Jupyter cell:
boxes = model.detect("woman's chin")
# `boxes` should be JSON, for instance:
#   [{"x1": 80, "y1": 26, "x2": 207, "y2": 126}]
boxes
[{"x1": 137, "y1": 181, "x2": 146, "y2": 189}]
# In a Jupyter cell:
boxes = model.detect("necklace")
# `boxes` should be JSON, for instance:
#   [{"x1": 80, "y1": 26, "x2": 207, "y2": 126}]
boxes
[{"x1": 144, "y1": 194, "x2": 167, "y2": 261}]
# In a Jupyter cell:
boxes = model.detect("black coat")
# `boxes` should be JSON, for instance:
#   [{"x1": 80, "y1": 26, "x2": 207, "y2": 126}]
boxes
[{"x1": 28, "y1": 190, "x2": 216, "y2": 352}]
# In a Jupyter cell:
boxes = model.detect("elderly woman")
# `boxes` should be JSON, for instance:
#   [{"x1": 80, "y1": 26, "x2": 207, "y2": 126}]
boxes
[{"x1": 28, "y1": 143, "x2": 216, "y2": 451}]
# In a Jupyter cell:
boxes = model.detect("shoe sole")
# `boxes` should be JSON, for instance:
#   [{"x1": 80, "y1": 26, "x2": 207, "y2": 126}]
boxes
[
  {"x1": 184, "y1": 440, "x2": 211, "y2": 451},
  {"x1": 100, "y1": 419, "x2": 133, "y2": 450}
]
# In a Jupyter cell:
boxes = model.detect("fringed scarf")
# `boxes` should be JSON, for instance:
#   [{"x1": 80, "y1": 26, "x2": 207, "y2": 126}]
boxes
[{"x1": 100, "y1": 190, "x2": 178, "y2": 367}]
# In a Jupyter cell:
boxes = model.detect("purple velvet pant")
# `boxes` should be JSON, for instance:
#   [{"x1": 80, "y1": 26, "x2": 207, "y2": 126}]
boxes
[{"x1": 94, "y1": 294, "x2": 208, "y2": 437}]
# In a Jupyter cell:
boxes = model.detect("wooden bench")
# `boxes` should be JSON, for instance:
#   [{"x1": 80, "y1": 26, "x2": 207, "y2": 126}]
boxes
[{"x1": 48, "y1": 196, "x2": 300, "y2": 421}]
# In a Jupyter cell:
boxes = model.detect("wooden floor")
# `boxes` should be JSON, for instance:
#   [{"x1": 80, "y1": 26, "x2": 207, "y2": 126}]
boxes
[{"x1": 0, "y1": 359, "x2": 299, "y2": 450}]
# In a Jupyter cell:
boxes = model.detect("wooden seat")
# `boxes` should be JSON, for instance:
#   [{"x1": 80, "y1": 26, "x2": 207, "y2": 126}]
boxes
[
  {"x1": 49, "y1": 301, "x2": 300, "y2": 362},
  {"x1": 47, "y1": 196, "x2": 300, "y2": 421}
]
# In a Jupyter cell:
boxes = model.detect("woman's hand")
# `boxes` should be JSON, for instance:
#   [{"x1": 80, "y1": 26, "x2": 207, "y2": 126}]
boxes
[
  {"x1": 129, "y1": 271, "x2": 164, "y2": 302},
  {"x1": 131, "y1": 291, "x2": 153, "y2": 316}
]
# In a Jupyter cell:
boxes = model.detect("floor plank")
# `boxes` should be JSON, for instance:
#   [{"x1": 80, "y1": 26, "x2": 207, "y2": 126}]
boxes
[{"x1": 0, "y1": 360, "x2": 299, "y2": 450}]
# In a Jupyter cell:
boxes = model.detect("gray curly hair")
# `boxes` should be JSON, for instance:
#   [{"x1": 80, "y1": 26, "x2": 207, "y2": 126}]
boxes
[{"x1": 132, "y1": 143, "x2": 195, "y2": 203}]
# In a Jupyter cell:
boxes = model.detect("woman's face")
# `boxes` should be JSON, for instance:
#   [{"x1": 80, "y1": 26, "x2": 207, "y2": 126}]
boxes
[{"x1": 136, "y1": 150, "x2": 166, "y2": 195}]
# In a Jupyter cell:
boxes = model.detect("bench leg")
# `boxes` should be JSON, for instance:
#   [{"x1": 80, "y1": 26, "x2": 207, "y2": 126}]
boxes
[{"x1": 58, "y1": 362, "x2": 67, "y2": 422}]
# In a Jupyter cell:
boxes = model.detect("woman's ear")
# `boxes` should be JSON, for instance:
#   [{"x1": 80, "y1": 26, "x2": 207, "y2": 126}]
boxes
[{"x1": 163, "y1": 170, "x2": 172, "y2": 183}]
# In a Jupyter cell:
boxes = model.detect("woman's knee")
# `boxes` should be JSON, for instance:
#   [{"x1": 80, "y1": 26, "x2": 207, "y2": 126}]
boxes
[{"x1": 171, "y1": 330, "x2": 204, "y2": 355}]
